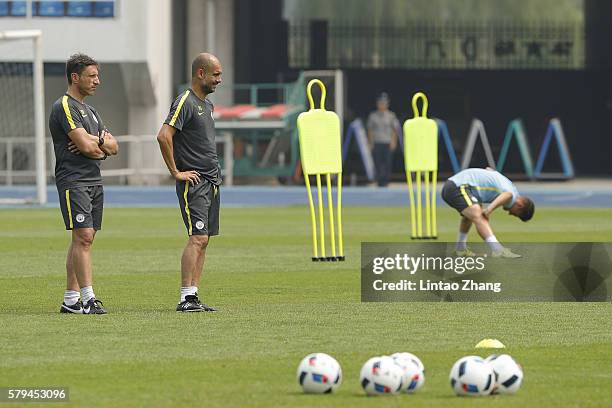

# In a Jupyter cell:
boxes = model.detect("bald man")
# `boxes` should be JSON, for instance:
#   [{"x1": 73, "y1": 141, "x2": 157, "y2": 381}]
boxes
[{"x1": 157, "y1": 53, "x2": 222, "y2": 312}]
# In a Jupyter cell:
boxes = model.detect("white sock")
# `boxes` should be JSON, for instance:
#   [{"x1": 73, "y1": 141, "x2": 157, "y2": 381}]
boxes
[
  {"x1": 64, "y1": 290, "x2": 80, "y2": 306},
  {"x1": 80, "y1": 286, "x2": 95, "y2": 303},
  {"x1": 456, "y1": 232, "x2": 468, "y2": 250},
  {"x1": 485, "y1": 235, "x2": 504, "y2": 252},
  {"x1": 189, "y1": 286, "x2": 198, "y2": 297},
  {"x1": 180, "y1": 287, "x2": 191, "y2": 303}
]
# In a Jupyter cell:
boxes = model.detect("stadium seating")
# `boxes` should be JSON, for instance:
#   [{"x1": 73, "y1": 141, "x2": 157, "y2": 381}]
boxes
[
  {"x1": 67, "y1": 1, "x2": 93, "y2": 17},
  {"x1": 2, "y1": 1, "x2": 115, "y2": 18},
  {"x1": 0, "y1": 1, "x2": 114, "y2": 18},
  {"x1": 94, "y1": 1, "x2": 113, "y2": 17},
  {"x1": 38, "y1": 1, "x2": 65, "y2": 17},
  {"x1": 9, "y1": 1, "x2": 35, "y2": 16}
]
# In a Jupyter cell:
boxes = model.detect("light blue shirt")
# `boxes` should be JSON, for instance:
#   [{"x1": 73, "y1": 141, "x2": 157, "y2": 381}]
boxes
[{"x1": 449, "y1": 168, "x2": 519, "y2": 209}]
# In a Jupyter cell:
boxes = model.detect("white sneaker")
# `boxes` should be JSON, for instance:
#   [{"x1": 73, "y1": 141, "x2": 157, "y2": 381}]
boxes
[{"x1": 491, "y1": 248, "x2": 522, "y2": 258}]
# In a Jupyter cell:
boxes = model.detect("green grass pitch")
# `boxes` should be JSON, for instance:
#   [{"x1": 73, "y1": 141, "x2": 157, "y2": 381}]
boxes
[{"x1": 1, "y1": 207, "x2": 611, "y2": 407}]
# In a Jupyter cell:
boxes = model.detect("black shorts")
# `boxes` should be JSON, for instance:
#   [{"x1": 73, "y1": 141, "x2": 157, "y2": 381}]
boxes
[
  {"x1": 441, "y1": 180, "x2": 480, "y2": 214},
  {"x1": 176, "y1": 179, "x2": 220, "y2": 236},
  {"x1": 58, "y1": 185, "x2": 104, "y2": 230}
]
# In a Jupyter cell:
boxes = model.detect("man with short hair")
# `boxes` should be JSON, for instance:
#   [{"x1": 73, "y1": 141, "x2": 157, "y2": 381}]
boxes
[
  {"x1": 49, "y1": 53, "x2": 118, "y2": 314},
  {"x1": 157, "y1": 53, "x2": 222, "y2": 312},
  {"x1": 367, "y1": 92, "x2": 399, "y2": 187},
  {"x1": 441, "y1": 167, "x2": 535, "y2": 258}
]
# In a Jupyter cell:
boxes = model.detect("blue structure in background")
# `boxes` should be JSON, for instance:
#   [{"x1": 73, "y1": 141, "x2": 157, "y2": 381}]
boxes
[
  {"x1": 342, "y1": 119, "x2": 375, "y2": 181},
  {"x1": 38, "y1": 1, "x2": 64, "y2": 17},
  {"x1": 534, "y1": 118, "x2": 575, "y2": 179},
  {"x1": 94, "y1": 1, "x2": 113, "y2": 17},
  {"x1": 67, "y1": 1, "x2": 92, "y2": 17},
  {"x1": 434, "y1": 119, "x2": 461, "y2": 174},
  {"x1": 9, "y1": 1, "x2": 35, "y2": 16},
  {"x1": 0, "y1": 1, "x2": 114, "y2": 18},
  {"x1": 497, "y1": 119, "x2": 535, "y2": 179}
]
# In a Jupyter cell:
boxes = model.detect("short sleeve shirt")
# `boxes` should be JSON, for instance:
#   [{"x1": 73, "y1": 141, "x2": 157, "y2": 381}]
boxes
[
  {"x1": 164, "y1": 89, "x2": 221, "y2": 185},
  {"x1": 449, "y1": 168, "x2": 519, "y2": 209},
  {"x1": 49, "y1": 94, "x2": 103, "y2": 189},
  {"x1": 367, "y1": 110, "x2": 398, "y2": 144}
]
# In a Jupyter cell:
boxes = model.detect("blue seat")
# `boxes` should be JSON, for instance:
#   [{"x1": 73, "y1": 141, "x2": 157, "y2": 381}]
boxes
[
  {"x1": 0, "y1": 1, "x2": 9, "y2": 16},
  {"x1": 38, "y1": 1, "x2": 65, "y2": 17},
  {"x1": 67, "y1": 1, "x2": 93, "y2": 17},
  {"x1": 94, "y1": 1, "x2": 114, "y2": 17},
  {"x1": 10, "y1": 1, "x2": 36, "y2": 16}
]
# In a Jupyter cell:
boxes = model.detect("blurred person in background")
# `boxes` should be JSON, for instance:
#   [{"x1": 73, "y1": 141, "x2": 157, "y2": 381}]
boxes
[{"x1": 367, "y1": 92, "x2": 399, "y2": 187}]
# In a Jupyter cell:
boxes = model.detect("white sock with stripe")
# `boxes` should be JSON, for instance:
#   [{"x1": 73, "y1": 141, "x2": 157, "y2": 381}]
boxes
[
  {"x1": 485, "y1": 235, "x2": 503, "y2": 252},
  {"x1": 189, "y1": 286, "x2": 198, "y2": 297},
  {"x1": 180, "y1": 287, "x2": 191, "y2": 303},
  {"x1": 80, "y1": 286, "x2": 95, "y2": 304},
  {"x1": 64, "y1": 290, "x2": 80, "y2": 306}
]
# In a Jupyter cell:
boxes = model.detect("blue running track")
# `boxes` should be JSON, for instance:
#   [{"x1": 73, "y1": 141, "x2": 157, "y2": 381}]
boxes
[{"x1": 1, "y1": 183, "x2": 612, "y2": 208}]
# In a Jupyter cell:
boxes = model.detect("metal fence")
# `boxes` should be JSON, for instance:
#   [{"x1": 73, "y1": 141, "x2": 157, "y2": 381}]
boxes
[
  {"x1": 289, "y1": 20, "x2": 585, "y2": 70},
  {"x1": 0, "y1": 134, "x2": 234, "y2": 186}
]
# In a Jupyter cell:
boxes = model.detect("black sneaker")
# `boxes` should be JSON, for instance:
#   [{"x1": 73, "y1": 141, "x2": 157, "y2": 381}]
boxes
[
  {"x1": 82, "y1": 298, "x2": 107, "y2": 314},
  {"x1": 193, "y1": 293, "x2": 218, "y2": 312},
  {"x1": 176, "y1": 295, "x2": 203, "y2": 312},
  {"x1": 60, "y1": 300, "x2": 83, "y2": 314}
]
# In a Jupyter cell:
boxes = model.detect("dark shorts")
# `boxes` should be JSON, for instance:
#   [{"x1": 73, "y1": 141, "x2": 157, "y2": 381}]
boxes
[
  {"x1": 441, "y1": 180, "x2": 480, "y2": 214},
  {"x1": 176, "y1": 179, "x2": 220, "y2": 236},
  {"x1": 58, "y1": 185, "x2": 104, "y2": 230}
]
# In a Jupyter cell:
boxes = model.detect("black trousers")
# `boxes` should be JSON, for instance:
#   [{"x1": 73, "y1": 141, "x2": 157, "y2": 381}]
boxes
[{"x1": 373, "y1": 143, "x2": 392, "y2": 187}]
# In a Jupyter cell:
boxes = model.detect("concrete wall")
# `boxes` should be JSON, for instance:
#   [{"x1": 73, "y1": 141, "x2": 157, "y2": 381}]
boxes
[
  {"x1": 0, "y1": 0, "x2": 172, "y2": 134},
  {"x1": 1, "y1": 0, "x2": 151, "y2": 62},
  {"x1": 0, "y1": 0, "x2": 173, "y2": 183},
  {"x1": 0, "y1": 0, "x2": 242, "y2": 182},
  {"x1": 185, "y1": 0, "x2": 233, "y2": 106}
]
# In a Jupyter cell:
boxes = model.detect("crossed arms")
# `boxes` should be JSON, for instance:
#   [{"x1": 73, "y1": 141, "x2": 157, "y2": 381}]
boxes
[{"x1": 67, "y1": 128, "x2": 119, "y2": 159}]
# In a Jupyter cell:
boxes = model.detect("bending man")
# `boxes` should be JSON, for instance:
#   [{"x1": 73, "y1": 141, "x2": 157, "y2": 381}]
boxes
[{"x1": 441, "y1": 167, "x2": 534, "y2": 258}]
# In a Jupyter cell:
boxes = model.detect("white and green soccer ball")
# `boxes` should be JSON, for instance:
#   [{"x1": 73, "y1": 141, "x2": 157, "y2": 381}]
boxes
[
  {"x1": 296, "y1": 353, "x2": 342, "y2": 394},
  {"x1": 486, "y1": 354, "x2": 523, "y2": 394},
  {"x1": 391, "y1": 352, "x2": 425, "y2": 393},
  {"x1": 449, "y1": 355, "x2": 495, "y2": 396},
  {"x1": 359, "y1": 356, "x2": 404, "y2": 396}
]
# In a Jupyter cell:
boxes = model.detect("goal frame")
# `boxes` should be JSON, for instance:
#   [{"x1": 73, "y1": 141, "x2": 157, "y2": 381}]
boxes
[{"x1": 0, "y1": 29, "x2": 46, "y2": 204}]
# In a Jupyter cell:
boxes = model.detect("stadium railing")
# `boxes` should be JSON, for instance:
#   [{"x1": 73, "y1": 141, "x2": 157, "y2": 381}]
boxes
[{"x1": 0, "y1": 133, "x2": 234, "y2": 187}]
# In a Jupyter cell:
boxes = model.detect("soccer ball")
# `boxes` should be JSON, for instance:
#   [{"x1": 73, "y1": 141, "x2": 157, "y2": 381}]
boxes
[
  {"x1": 391, "y1": 352, "x2": 425, "y2": 372},
  {"x1": 391, "y1": 352, "x2": 425, "y2": 393},
  {"x1": 296, "y1": 353, "x2": 342, "y2": 394},
  {"x1": 359, "y1": 356, "x2": 404, "y2": 396},
  {"x1": 486, "y1": 354, "x2": 523, "y2": 394},
  {"x1": 449, "y1": 356, "x2": 495, "y2": 396}
]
